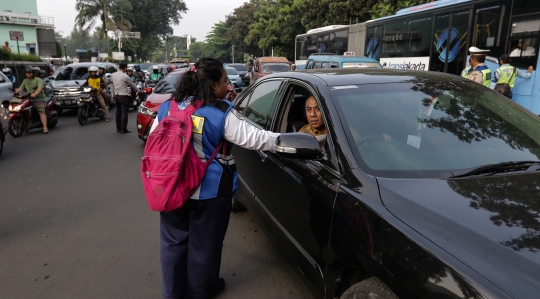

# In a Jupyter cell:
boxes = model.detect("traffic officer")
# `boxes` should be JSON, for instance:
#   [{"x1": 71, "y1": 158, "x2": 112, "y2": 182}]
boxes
[
  {"x1": 110, "y1": 62, "x2": 139, "y2": 133},
  {"x1": 461, "y1": 46, "x2": 491, "y2": 87},
  {"x1": 490, "y1": 54, "x2": 533, "y2": 99}
]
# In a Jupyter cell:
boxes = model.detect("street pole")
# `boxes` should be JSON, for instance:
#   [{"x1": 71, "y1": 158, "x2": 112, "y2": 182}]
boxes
[
  {"x1": 232, "y1": 45, "x2": 234, "y2": 63},
  {"x1": 64, "y1": 44, "x2": 67, "y2": 65}
]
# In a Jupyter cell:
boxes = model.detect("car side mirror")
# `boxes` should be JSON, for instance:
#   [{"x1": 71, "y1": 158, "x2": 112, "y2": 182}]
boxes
[
  {"x1": 275, "y1": 133, "x2": 324, "y2": 160},
  {"x1": 144, "y1": 87, "x2": 153, "y2": 94}
]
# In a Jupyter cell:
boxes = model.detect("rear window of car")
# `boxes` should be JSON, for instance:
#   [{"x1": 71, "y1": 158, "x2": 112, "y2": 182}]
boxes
[
  {"x1": 154, "y1": 73, "x2": 182, "y2": 94},
  {"x1": 226, "y1": 68, "x2": 238, "y2": 75},
  {"x1": 230, "y1": 65, "x2": 248, "y2": 71},
  {"x1": 55, "y1": 66, "x2": 90, "y2": 81},
  {"x1": 332, "y1": 77, "x2": 540, "y2": 178}
]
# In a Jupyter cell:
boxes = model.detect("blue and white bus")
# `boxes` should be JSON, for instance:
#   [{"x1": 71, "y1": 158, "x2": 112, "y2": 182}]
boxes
[
  {"x1": 295, "y1": 25, "x2": 350, "y2": 67},
  {"x1": 348, "y1": 0, "x2": 540, "y2": 113}
]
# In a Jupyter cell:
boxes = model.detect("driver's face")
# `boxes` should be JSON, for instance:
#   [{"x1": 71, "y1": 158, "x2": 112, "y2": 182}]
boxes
[{"x1": 305, "y1": 96, "x2": 325, "y2": 132}]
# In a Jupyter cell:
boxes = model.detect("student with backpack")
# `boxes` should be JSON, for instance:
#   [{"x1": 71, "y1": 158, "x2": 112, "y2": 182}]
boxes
[{"x1": 146, "y1": 58, "x2": 279, "y2": 299}]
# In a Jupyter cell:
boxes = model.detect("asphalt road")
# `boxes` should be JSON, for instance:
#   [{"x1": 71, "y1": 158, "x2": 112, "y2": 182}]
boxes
[{"x1": 0, "y1": 107, "x2": 312, "y2": 299}]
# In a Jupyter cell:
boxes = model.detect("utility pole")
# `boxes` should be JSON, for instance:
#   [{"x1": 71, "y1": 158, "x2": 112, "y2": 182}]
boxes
[{"x1": 232, "y1": 45, "x2": 235, "y2": 63}]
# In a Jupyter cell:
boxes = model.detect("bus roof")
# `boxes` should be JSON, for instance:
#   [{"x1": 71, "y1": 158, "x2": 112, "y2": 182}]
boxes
[
  {"x1": 297, "y1": 25, "x2": 349, "y2": 37},
  {"x1": 307, "y1": 55, "x2": 379, "y2": 63},
  {"x1": 372, "y1": 0, "x2": 474, "y2": 22}
]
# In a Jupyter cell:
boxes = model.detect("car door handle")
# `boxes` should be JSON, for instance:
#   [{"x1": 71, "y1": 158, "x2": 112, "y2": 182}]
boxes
[{"x1": 257, "y1": 150, "x2": 268, "y2": 162}]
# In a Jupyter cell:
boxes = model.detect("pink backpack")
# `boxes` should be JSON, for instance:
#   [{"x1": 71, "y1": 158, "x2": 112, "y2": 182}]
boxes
[{"x1": 141, "y1": 100, "x2": 226, "y2": 211}]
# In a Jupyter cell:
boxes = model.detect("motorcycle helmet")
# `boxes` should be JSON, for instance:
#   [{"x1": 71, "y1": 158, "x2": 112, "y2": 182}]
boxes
[
  {"x1": 152, "y1": 65, "x2": 159, "y2": 73},
  {"x1": 25, "y1": 66, "x2": 35, "y2": 76},
  {"x1": 97, "y1": 65, "x2": 106, "y2": 70},
  {"x1": 126, "y1": 67, "x2": 133, "y2": 74},
  {"x1": 1, "y1": 67, "x2": 11, "y2": 76},
  {"x1": 39, "y1": 70, "x2": 46, "y2": 77},
  {"x1": 88, "y1": 66, "x2": 98, "y2": 76},
  {"x1": 134, "y1": 64, "x2": 141, "y2": 72}
]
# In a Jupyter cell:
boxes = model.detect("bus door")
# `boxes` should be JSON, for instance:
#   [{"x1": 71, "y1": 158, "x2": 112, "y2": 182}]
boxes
[{"x1": 430, "y1": 10, "x2": 470, "y2": 75}]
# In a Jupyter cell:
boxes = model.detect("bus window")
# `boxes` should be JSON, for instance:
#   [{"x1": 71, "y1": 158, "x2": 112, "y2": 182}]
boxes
[
  {"x1": 366, "y1": 26, "x2": 382, "y2": 60},
  {"x1": 473, "y1": 5, "x2": 506, "y2": 59},
  {"x1": 508, "y1": 16, "x2": 540, "y2": 69},
  {"x1": 322, "y1": 62, "x2": 330, "y2": 68},
  {"x1": 407, "y1": 14, "x2": 432, "y2": 57},
  {"x1": 513, "y1": 0, "x2": 540, "y2": 16}
]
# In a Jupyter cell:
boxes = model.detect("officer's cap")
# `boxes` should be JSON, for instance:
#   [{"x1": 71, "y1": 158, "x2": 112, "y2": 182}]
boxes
[{"x1": 469, "y1": 46, "x2": 490, "y2": 55}]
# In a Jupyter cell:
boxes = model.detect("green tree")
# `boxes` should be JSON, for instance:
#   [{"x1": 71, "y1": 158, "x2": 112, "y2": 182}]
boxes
[
  {"x1": 204, "y1": 21, "x2": 232, "y2": 62},
  {"x1": 296, "y1": 0, "x2": 378, "y2": 30},
  {"x1": 53, "y1": 41, "x2": 63, "y2": 58},
  {"x1": 225, "y1": 1, "x2": 264, "y2": 61},
  {"x1": 371, "y1": 0, "x2": 431, "y2": 19},
  {"x1": 129, "y1": 0, "x2": 188, "y2": 62},
  {"x1": 74, "y1": 0, "x2": 133, "y2": 55},
  {"x1": 189, "y1": 42, "x2": 205, "y2": 62}
]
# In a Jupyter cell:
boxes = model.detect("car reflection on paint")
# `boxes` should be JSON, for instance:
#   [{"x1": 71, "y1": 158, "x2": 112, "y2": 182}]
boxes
[{"x1": 231, "y1": 68, "x2": 540, "y2": 299}]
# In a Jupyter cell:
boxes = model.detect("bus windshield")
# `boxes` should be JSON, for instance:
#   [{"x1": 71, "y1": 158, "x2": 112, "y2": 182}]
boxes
[{"x1": 295, "y1": 28, "x2": 349, "y2": 64}]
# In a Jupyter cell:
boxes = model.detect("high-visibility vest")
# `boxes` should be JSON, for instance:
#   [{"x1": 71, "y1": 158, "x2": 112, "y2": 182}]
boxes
[
  {"x1": 496, "y1": 65, "x2": 517, "y2": 88},
  {"x1": 461, "y1": 67, "x2": 470, "y2": 78}
]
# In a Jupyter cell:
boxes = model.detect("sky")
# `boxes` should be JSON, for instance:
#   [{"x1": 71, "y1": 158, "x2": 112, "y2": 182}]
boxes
[{"x1": 36, "y1": 0, "x2": 248, "y2": 42}]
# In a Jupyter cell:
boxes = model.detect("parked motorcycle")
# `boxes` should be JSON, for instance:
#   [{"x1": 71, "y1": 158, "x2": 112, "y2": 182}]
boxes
[
  {"x1": 7, "y1": 93, "x2": 58, "y2": 137},
  {"x1": 77, "y1": 86, "x2": 105, "y2": 126}
]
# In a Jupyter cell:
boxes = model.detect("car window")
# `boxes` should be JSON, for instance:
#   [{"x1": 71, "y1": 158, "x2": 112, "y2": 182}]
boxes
[
  {"x1": 322, "y1": 62, "x2": 330, "y2": 68},
  {"x1": 313, "y1": 62, "x2": 322, "y2": 69},
  {"x1": 306, "y1": 61, "x2": 314, "y2": 69},
  {"x1": 244, "y1": 80, "x2": 282, "y2": 128},
  {"x1": 56, "y1": 66, "x2": 89, "y2": 81},
  {"x1": 230, "y1": 64, "x2": 248, "y2": 71},
  {"x1": 330, "y1": 62, "x2": 339, "y2": 68},
  {"x1": 226, "y1": 68, "x2": 238, "y2": 75},
  {"x1": 332, "y1": 77, "x2": 540, "y2": 178}
]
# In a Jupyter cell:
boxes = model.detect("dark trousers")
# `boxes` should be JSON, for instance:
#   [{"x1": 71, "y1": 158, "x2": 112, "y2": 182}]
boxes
[
  {"x1": 160, "y1": 196, "x2": 232, "y2": 299},
  {"x1": 115, "y1": 95, "x2": 130, "y2": 131}
]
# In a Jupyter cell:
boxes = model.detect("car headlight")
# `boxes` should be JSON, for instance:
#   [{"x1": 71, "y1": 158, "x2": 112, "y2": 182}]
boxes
[{"x1": 138, "y1": 103, "x2": 155, "y2": 116}]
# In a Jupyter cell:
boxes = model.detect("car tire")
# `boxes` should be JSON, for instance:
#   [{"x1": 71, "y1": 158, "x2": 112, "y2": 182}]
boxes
[
  {"x1": 340, "y1": 277, "x2": 398, "y2": 299},
  {"x1": 231, "y1": 196, "x2": 245, "y2": 211},
  {"x1": 0, "y1": 129, "x2": 4, "y2": 157}
]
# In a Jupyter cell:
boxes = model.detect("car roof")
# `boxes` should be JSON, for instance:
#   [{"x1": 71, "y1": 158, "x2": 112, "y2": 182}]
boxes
[
  {"x1": 307, "y1": 55, "x2": 379, "y2": 63},
  {"x1": 262, "y1": 68, "x2": 461, "y2": 87}
]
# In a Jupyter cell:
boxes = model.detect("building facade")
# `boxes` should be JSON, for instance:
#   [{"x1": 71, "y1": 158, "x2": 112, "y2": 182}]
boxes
[{"x1": 0, "y1": 1, "x2": 55, "y2": 56}]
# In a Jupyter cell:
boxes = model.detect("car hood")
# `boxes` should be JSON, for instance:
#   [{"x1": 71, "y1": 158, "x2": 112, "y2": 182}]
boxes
[
  {"x1": 377, "y1": 173, "x2": 540, "y2": 297},
  {"x1": 50, "y1": 80, "x2": 81, "y2": 88},
  {"x1": 144, "y1": 92, "x2": 173, "y2": 112}
]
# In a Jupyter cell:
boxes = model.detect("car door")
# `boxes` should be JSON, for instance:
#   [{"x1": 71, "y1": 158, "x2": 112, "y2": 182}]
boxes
[
  {"x1": 231, "y1": 79, "x2": 285, "y2": 210},
  {"x1": 253, "y1": 80, "x2": 340, "y2": 297}
]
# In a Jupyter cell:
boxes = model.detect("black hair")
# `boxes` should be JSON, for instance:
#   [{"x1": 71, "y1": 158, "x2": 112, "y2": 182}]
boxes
[
  {"x1": 499, "y1": 54, "x2": 511, "y2": 64},
  {"x1": 173, "y1": 57, "x2": 225, "y2": 106},
  {"x1": 472, "y1": 54, "x2": 486, "y2": 63}
]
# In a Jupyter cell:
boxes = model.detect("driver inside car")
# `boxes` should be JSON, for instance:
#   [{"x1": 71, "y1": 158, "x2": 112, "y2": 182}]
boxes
[{"x1": 299, "y1": 96, "x2": 391, "y2": 146}]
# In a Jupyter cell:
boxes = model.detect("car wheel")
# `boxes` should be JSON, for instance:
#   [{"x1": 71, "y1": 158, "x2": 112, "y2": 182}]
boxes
[
  {"x1": 231, "y1": 196, "x2": 245, "y2": 211},
  {"x1": 340, "y1": 277, "x2": 398, "y2": 299},
  {"x1": 0, "y1": 130, "x2": 4, "y2": 157},
  {"x1": 8, "y1": 117, "x2": 25, "y2": 137}
]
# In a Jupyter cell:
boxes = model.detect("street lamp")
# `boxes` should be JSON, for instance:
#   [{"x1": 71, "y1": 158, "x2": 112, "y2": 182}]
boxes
[{"x1": 63, "y1": 44, "x2": 67, "y2": 65}]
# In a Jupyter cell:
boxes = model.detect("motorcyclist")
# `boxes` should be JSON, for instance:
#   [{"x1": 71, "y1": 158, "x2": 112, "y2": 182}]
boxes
[
  {"x1": 133, "y1": 64, "x2": 145, "y2": 82},
  {"x1": 82, "y1": 66, "x2": 110, "y2": 122},
  {"x1": 148, "y1": 65, "x2": 163, "y2": 82},
  {"x1": 97, "y1": 65, "x2": 111, "y2": 107},
  {"x1": 126, "y1": 67, "x2": 136, "y2": 81},
  {"x1": 11, "y1": 66, "x2": 49, "y2": 133},
  {"x1": 2, "y1": 67, "x2": 16, "y2": 89}
]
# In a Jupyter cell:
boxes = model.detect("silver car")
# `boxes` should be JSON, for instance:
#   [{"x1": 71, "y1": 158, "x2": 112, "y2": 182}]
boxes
[{"x1": 0, "y1": 71, "x2": 11, "y2": 156}]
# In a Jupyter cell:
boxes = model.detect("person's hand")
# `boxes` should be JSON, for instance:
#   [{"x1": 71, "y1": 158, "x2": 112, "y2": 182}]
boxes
[
  {"x1": 528, "y1": 65, "x2": 534, "y2": 73},
  {"x1": 11, "y1": 92, "x2": 14, "y2": 97},
  {"x1": 30, "y1": 93, "x2": 35, "y2": 98}
]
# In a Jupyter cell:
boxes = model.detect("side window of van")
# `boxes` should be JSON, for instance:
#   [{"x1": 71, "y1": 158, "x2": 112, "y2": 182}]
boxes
[
  {"x1": 322, "y1": 62, "x2": 330, "y2": 68},
  {"x1": 330, "y1": 62, "x2": 339, "y2": 68},
  {"x1": 313, "y1": 62, "x2": 322, "y2": 69},
  {"x1": 306, "y1": 61, "x2": 314, "y2": 69}
]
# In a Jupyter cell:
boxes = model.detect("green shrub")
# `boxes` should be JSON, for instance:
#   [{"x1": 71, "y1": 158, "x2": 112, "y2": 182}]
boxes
[{"x1": 0, "y1": 48, "x2": 42, "y2": 62}]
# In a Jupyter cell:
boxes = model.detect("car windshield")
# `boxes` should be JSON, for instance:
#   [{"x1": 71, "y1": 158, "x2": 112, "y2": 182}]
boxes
[
  {"x1": 230, "y1": 65, "x2": 248, "y2": 71},
  {"x1": 332, "y1": 77, "x2": 540, "y2": 178},
  {"x1": 154, "y1": 73, "x2": 181, "y2": 94},
  {"x1": 225, "y1": 68, "x2": 238, "y2": 75},
  {"x1": 55, "y1": 66, "x2": 90, "y2": 81},
  {"x1": 261, "y1": 63, "x2": 289, "y2": 73}
]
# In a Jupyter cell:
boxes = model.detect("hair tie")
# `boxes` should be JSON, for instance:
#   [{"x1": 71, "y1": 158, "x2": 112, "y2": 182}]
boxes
[{"x1": 190, "y1": 65, "x2": 197, "y2": 73}]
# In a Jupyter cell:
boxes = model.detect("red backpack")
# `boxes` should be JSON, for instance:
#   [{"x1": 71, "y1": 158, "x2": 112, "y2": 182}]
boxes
[{"x1": 140, "y1": 100, "x2": 226, "y2": 211}]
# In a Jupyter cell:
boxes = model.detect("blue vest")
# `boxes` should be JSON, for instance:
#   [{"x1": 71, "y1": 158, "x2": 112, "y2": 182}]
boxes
[{"x1": 157, "y1": 99, "x2": 237, "y2": 200}]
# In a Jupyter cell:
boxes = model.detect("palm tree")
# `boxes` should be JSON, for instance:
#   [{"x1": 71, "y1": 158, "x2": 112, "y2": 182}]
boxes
[{"x1": 74, "y1": 0, "x2": 133, "y2": 55}]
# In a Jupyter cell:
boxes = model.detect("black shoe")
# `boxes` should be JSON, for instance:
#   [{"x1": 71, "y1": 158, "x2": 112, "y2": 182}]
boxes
[
  {"x1": 212, "y1": 277, "x2": 225, "y2": 297},
  {"x1": 121, "y1": 130, "x2": 132, "y2": 134}
]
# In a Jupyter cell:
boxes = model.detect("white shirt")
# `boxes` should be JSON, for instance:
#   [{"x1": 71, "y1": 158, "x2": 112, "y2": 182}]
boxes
[{"x1": 149, "y1": 107, "x2": 279, "y2": 152}]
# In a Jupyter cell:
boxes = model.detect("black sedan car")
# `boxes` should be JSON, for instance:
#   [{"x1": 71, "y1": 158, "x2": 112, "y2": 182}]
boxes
[
  {"x1": 228, "y1": 63, "x2": 250, "y2": 86},
  {"x1": 231, "y1": 69, "x2": 540, "y2": 299}
]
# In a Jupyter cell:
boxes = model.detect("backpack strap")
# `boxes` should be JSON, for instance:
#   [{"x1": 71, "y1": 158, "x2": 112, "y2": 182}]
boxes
[{"x1": 205, "y1": 139, "x2": 227, "y2": 169}]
